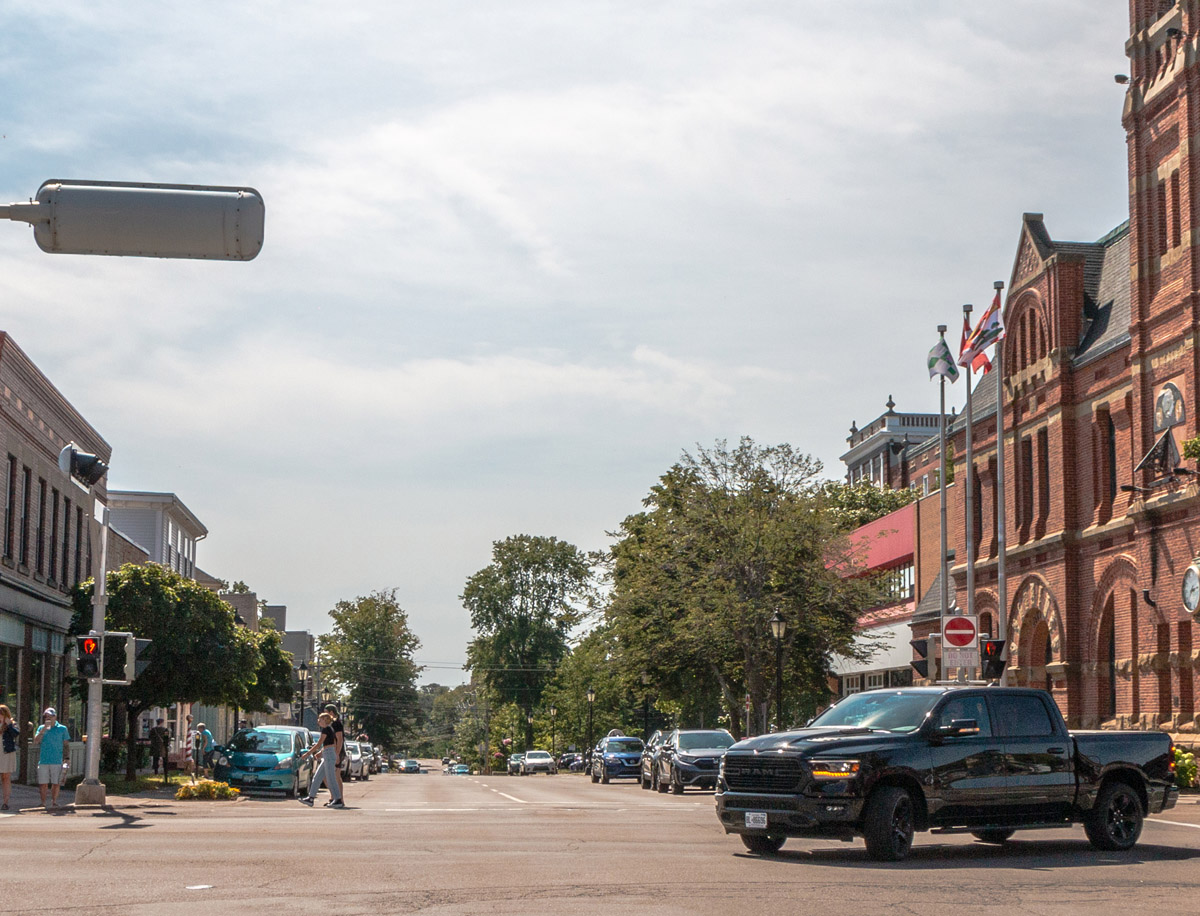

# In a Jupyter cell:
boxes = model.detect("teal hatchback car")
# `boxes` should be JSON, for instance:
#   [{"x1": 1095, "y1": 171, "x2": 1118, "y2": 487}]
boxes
[{"x1": 213, "y1": 727, "x2": 314, "y2": 797}]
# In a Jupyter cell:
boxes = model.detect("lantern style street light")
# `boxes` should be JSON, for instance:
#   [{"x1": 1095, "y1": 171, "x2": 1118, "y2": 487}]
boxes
[
  {"x1": 549, "y1": 705, "x2": 558, "y2": 757},
  {"x1": 298, "y1": 662, "x2": 309, "y2": 728},
  {"x1": 586, "y1": 687, "x2": 596, "y2": 763},
  {"x1": 770, "y1": 611, "x2": 787, "y2": 733}
]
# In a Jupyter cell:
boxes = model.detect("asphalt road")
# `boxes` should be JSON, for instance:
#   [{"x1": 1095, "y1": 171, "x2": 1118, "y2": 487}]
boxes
[{"x1": 4, "y1": 766, "x2": 1200, "y2": 915}]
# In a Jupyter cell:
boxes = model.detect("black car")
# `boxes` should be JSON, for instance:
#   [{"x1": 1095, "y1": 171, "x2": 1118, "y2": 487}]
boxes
[
  {"x1": 655, "y1": 728, "x2": 734, "y2": 794},
  {"x1": 716, "y1": 686, "x2": 1179, "y2": 861},
  {"x1": 589, "y1": 735, "x2": 644, "y2": 783},
  {"x1": 640, "y1": 730, "x2": 666, "y2": 790}
]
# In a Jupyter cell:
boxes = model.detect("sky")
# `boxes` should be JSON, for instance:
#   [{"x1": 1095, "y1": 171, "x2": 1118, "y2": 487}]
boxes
[{"x1": 0, "y1": 1, "x2": 1133, "y2": 683}]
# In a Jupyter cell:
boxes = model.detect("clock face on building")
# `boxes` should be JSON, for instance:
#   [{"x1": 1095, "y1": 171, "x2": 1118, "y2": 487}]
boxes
[
  {"x1": 1154, "y1": 382, "x2": 1185, "y2": 433},
  {"x1": 1183, "y1": 563, "x2": 1200, "y2": 614}
]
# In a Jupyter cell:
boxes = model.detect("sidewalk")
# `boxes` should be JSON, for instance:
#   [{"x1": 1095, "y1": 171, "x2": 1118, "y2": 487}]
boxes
[{"x1": 3, "y1": 780, "x2": 75, "y2": 814}]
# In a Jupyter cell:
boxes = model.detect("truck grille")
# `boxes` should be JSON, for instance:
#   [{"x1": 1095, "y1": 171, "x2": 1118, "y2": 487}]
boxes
[{"x1": 723, "y1": 754, "x2": 806, "y2": 793}]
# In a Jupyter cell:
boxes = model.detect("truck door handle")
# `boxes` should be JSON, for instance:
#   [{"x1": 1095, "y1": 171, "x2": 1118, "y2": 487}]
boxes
[{"x1": 1047, "y1": 747, "x2": 1065, "y2": 755}]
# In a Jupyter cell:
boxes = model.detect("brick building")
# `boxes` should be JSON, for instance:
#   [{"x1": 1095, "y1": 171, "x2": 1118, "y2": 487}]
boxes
[{"x1": 855, "y1": 2, "x2": 1200, "y2": 732}]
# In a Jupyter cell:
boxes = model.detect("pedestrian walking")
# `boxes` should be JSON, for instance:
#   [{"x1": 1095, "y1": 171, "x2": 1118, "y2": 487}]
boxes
[
  {"x1": 298, "y1": 712, "x2": 343, "y2": 808},
  {"x1": 149, "y1": 718, "x2": 170, "y2": 775},
  {"x1": 0, "y1": 704, "x2": 18, "y2": 810},
  {"x1": 32, "y1": 708, "x2": 70, "y2": 810},
  {"x1": 194, "y1": 722, "x2": 214, "y2": 778},
  {"x1": 324, "y1": 703, "x2": 345, "y2": 799}
]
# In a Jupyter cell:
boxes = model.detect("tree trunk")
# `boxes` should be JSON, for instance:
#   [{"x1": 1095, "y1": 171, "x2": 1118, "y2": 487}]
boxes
[{"x1": 712, "y1": 667, "x2": 743, "y2": 740}]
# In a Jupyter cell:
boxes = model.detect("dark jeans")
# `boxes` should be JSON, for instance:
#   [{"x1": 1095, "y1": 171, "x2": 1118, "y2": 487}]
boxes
[{"x1": 151, "y1": 754, "x2": 165, "y2": 773}]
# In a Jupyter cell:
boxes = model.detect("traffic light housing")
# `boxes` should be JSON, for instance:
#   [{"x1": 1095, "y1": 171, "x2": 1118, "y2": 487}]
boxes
[
  {"x1": 981, "y1": 639, "x2": 1007, "y2": 680},
  {"x1": 910, "y1": 637, "x2": 938, "y2": 682},
  {"x1": 58, "y1": 442, "x2": 108, "y2": 487},
  {"x1": 76, "y1": 635, "x2": 102, "y2": 679},
  {"x1": 124, "y1": 637, "x2": 153, "y2": 682}
]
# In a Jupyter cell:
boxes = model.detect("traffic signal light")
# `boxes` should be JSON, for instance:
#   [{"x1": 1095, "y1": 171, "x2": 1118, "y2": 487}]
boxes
[
  {"x1": 910, "y1": 637, "x2": 938, "y2": 682},
  {"x1": 124, "y1": 637, "x2": 153, "y2": 682},
  {"x1": 981, "y1": 639, "x2": 1007, "y2": 680},
  {"x1": 76, "y1": 635, "x2": 102, "y2": 679},
  {"x1": 57, "y1": 443, "x2": 108, "y2": 487}
]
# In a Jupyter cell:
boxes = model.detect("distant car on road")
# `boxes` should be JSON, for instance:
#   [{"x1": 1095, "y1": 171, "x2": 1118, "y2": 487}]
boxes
[
  {"x1": 507, "y1": 753, "x2": 525, "y2": 775},
  {"x1": 640, "y1": 730, "x2": 666, "y2": 790},
  {"x1": 520, "y1": 750, "x2": 557, "y2": 775},
  {"x1": 343, "y1": 741, "x2": 369, "y2": 780},
  {"x1": 402, "y1": 759, "x2": 421, "y2": 773},
  {"x1": 654, "y1": 728, "x2": 734, "y2": 794},
  {"x1": 590, "y1": 735, "x2": 644, "y2": 784},
  {"x1": 452, "y1": 763, "x2": 471, "y2": 775}
]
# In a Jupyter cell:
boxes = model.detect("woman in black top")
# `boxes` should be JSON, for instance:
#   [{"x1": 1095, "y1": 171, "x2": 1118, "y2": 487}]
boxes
[{"x1": 299, "y1": 713, "x2": 343, "y2": 807}]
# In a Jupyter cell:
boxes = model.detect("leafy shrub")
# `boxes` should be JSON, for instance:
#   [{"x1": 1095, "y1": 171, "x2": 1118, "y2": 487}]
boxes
[
  {"x1": 175, "y1": 779, "x2": 240, "y2": 801},
  {"x1": 1177, "y1": 747, "x2": 1198, "y2": 790}
]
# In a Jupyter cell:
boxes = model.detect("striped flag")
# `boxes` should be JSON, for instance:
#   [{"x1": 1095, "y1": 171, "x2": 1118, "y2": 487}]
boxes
[
  {"x1": 959, "y1": 291, "x2": 1005, "y2": 369},
  {"x1": 959, "y1": 314, "x2": 992, "y2": 373},
  {"x1": 928, "y1": 337, "x2": 959, "y2": 382}
]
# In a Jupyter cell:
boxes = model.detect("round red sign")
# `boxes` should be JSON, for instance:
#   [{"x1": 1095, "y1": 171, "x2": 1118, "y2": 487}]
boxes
[{"x1": 943, "y1": 617, "x2": 977, "y2": 647}]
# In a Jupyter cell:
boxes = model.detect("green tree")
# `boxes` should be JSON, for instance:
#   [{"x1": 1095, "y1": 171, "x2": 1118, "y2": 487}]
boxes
[
  {"x1": 317, "y1": 589, "x2": 422, "y2": 749},
  {"x1": 71, "y1": 563, "x2": 276, "y2": 780},
  {"x1": 607, "y1": 438, "x2": 882, "y2": 739},
  {"x1": 240, "y1": 624, "x2": 296, "y2": 715},
  {"x1": 462, "y1": 535, "x2": 595, "y2": 749},
  {"x1": 817, "y1": 479, "x2": 916, "y2": 531}
]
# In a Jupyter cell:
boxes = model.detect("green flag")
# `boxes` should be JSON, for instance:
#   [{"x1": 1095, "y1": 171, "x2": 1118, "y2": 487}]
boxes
[{"x1": 928, "y1": 337, "x2": 959, "y2": 382}]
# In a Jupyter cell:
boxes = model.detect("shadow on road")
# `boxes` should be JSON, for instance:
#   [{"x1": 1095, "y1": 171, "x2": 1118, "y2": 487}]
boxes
[{"x1": 741, "y1": 839, "x2": 1200, "y2": 869}]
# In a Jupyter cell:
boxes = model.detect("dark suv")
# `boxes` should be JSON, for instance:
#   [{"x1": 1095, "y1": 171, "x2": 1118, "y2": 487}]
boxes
[
  {"x1": 640, "y1": 730, "x2": 666, "y2": 790},
  {"x1": 655, "y1": 728, "x2": 735, "y2": 794},
  {"x1": 589, "y1": 735, "x2": 644, "y2": 784}
]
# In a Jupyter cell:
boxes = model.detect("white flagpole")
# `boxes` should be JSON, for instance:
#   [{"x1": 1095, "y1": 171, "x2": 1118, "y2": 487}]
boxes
[
  {"x1": 962, "y1": 306, "x2": 975, "y2": 685},
  {"x1": 938, "y1": 324, "x2": 950, "y2": 629},
  {"x1": 993, "y1": 281, "x2": 1009, "y2": 687}
]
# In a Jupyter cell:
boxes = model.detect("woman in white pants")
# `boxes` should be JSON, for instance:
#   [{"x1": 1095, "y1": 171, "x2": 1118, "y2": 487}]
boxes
[{"x1": 299, "y1": 713, "x2": 343, "y2": 808}]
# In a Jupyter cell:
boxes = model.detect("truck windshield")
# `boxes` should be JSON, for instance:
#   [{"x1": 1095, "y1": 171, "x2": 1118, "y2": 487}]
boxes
[{"x1": 808, "y1": 692, "x2": 941, "y2": 733}]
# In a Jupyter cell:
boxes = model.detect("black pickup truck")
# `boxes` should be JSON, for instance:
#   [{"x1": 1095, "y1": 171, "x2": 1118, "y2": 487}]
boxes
[{"x1": 716, "y1": 686, "x2": 1179, "y2": 861}]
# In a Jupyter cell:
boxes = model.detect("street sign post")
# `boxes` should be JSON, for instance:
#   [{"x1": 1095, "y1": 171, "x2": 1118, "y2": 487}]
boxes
[{"x1": 942, "y1": 616, "x2": 979, "y2": 669}]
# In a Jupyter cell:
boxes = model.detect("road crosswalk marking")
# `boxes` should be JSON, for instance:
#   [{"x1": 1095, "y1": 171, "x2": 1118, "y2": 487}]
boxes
[{"x1": 1147, "y1": 818, "x2": 1200, "y2": 830}]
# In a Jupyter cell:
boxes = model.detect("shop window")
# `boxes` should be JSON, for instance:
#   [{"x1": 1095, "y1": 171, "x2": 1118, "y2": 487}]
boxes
[
  {"x1": 842, "y1": 675, "x2": 862, "y2": 696},
  {"x1": 865, "y1": 673, "x2": 885, "y2": 690}
]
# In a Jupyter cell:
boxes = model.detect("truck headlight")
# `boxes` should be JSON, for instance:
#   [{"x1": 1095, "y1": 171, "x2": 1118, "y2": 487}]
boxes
[{"x1": 810, "y1": 759, "x2": 860, "y2": 779}]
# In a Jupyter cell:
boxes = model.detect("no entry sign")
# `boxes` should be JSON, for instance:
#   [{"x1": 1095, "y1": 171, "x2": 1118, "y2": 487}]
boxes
[{"x1": 942, "y1": 616, "x2": 978, "y2": 648}]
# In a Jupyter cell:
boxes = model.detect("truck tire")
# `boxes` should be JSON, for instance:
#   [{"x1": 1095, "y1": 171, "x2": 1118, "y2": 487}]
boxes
[
  {"x1": 1084, "y1": 780, "x2": 1144, "y2": 851},
  {"x1": 862, "y1": 786, "x2": 916, "y2": 862},
  {"x1": 740, "y1": 834, "x2": 785, "y2": 855},
  {"x1": 971, "y1": 829, "x2": 1014, "y2": 845}
]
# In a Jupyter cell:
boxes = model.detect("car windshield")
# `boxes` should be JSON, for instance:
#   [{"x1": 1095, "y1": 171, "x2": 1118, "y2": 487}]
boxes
[
  {"x1": 229, "y1": 730, "x2": 292, "y2": 754},
  {"x1": 605, "y1": 739, "x2": 643, "y2": 753},
  {"x1": 526, "y1": 752, "x2": 551, "y2": 760},
  {"x1": 808, "y1": 691, "x2": 941, "y2": 733},
  {"x1": 677, "y1": 731, "x2": 734, "y2": 751}
]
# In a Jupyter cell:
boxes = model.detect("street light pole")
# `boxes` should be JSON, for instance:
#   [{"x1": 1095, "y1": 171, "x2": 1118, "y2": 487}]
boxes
[
  {"x1": 526, "y1": 713, "x2": 533, "y2": 752},
  {"x1": 586, "y1": 687, "x2": 595, "y2": 762},
  {"x1": 298, "y1": 662, "x2": 309, "y2": 730},
  {"x1": 549, "y1": 706, "x2": 557, "y2": 757},
  {"x1": 770, "y1": 611, "x2": 787, "y2": 733}
]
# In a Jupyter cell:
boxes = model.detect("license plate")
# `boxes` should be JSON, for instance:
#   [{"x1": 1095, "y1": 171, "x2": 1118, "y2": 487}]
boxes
[
  {"x1": 243, "y1": 775, "x2": 257, "y2": 784},
  {"x1": 745, "y1": 811, "x2": 768, "y2": 829}
]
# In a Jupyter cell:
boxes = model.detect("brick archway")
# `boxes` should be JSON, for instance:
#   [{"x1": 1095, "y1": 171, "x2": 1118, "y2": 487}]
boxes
[{"x1": 1008, "y1": 574, "x2": 1064, "y2": 665}]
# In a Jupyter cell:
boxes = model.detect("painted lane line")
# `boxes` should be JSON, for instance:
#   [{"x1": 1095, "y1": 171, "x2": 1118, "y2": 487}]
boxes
[
  {"x1": 1147, "y1": 817, "x2": 1200, "y2": 830},
  {"x1": 385, "y1": 808, "x2": 481, "y2": 812},
  {"x1": 495, "y1": 792, "x2": 527, "y2": 804}
]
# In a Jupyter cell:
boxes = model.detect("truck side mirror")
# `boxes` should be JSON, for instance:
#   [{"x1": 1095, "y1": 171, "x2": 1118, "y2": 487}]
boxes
[{"x1": 937, "y1": 718, "x2": 980, "y2": 738}]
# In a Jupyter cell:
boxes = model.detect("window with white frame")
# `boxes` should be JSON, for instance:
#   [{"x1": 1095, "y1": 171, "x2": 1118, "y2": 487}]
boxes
[
  {"x1": 842, "y1": 674, "x2": 862, "y2": 696},
  {"x1": 866, "y1": 673, "x2": 885, "y2": 690}
]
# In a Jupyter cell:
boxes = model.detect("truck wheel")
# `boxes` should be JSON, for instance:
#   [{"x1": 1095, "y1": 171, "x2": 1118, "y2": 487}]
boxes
[
  {"x1": 1085, "y1": 780, "x2": 1144, "y2": 851},
  {"x1": 862, "y1": 786, "x2": 916, "y2": 862},
  {"x1": 740, "y1": 834, "x2": 785, "y2": 855},
  {"x1": 971, "y1": 829, "x2": 1014, "y2": 845}
]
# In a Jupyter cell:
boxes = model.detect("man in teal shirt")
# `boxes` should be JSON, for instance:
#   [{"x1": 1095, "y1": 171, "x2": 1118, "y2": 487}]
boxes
[{"x1": 32, "y1": 708, "x2": 70, "y2": 809}]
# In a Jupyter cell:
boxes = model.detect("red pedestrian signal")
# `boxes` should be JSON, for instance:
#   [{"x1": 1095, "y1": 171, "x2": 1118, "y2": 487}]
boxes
[
  {"x1": 981, "y1": 639, "x2": 1006, "y2": 681},
  {"x1": 76, "y1": 635, "x2": 102, "y2": 679}
]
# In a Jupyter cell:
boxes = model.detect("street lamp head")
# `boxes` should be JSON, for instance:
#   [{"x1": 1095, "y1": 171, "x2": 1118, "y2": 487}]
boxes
[
  {"x1": 586, "y1": 687, "x2": 595, "y2": 704},
  {"x1": 298, "y1": 661, "x2": 308, "y2": 682},
  {"x1": 770, "y1": 611, "x2": 787, "y2": 641},
  {"x1": 527, "y1": 714, "x2": 534, "y2": 725},
  {"x1": 549, "y1": 705, "x2": 557, "y2": 718}
]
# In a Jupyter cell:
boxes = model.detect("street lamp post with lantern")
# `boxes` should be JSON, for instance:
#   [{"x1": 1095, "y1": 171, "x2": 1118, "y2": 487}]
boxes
[
  {"x1": 549, "y1": 705, "x2": 557, "y2": 757},
  {"x1": 586, "y1": 687, "x2": 595, "y2": 763},
  {"x1": 770, "y1": 611, "x2": 787, "y2": 733},
  {"x1": 297, "y1": 661, "x2": 309, "y2": 729},
  {"x1": 526, "y1": 713, "x2": 534, "y2": 752}
]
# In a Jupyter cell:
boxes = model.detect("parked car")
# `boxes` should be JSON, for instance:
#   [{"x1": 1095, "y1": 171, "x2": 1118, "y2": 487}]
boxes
[
  {"x1": 520, "y1": 750, "x2": 557, "y2": 775},
  {"x1": 590, "y1": 735, "x2": 644, "y2": 784},
  {"x1": 640, "y1": 730, "x2": 666, "y2": 790},
  {"x1": 342, "y1": 741, "x2": 369, "y2": 780},
  {"x1": 655, "y1": 728, "x2": 734, "y2": 794},
  {"x1": 368, "y1": 746, "x2": 382, "y2": 774},
  {"x1": 401, "y1": 758, "x2": 421, "y2": 773},
  {"x1": 213, "y1": 726, "x2": 313, "y2": 797},
  {"x1": 716, "y1": 686, "x2": 1180, "y2": 861},
  {"x1": 558, "y1": 752, "x2": 583, "y2": 771},
  {"x1": 507, "y1": 753, "x2": 525, "y2": 775}
]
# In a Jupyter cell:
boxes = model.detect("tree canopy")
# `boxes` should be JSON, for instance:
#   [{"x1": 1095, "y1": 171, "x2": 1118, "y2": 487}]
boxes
[
  {"x1": 462, "y1": 534, "x2": 595, "y2": 748},
  {"x1": 317, "y1": 589, "x2": 422, "y2": 749},
  {"x1": 606, "y1": 438, "x2": 883, "y2": 738}
]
